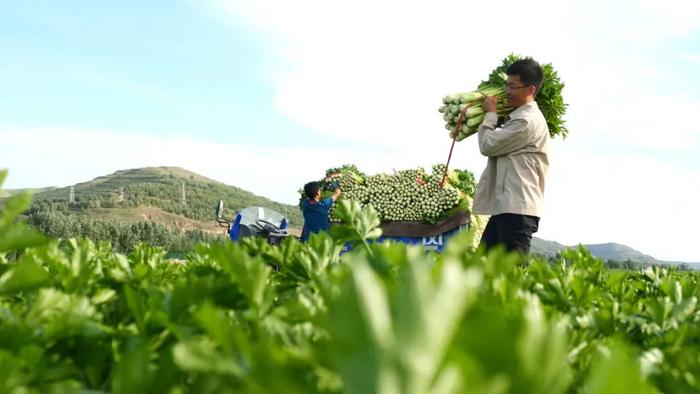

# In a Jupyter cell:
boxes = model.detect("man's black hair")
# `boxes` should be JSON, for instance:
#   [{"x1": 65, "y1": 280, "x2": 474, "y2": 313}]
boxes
[
  {"x1": 304, "y1": 181, "x2": 320, "y2": 199},
  {"x1": 507, "y1": 57, "x2": 544, "y2": 95}
]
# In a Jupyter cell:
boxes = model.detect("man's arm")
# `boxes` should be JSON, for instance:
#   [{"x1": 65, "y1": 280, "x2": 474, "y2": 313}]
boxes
[{"x1": 478, "y1": 96, "x2": 530, "y2": 157}]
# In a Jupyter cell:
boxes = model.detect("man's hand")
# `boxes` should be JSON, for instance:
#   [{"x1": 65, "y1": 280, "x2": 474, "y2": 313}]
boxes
[
  {"x1": 331, "y1": 187, "x2": 341, "y2": 201},
  {"x1": 483, "y1": 96, "x2": 498, "y2": 113}
]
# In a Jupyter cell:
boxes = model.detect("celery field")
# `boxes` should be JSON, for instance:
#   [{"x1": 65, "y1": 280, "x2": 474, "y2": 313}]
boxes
[{"x1": 2, "y1": 169, "x2": 700, "y2": 394}]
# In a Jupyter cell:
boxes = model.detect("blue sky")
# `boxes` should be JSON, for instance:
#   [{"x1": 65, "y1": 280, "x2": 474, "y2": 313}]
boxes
[
  {"x1": 0, "y1": 1, "x2": 351, "y2": 147},
  {"x1": 1, "y1": 0, "x2": 699, "y2": 261}
]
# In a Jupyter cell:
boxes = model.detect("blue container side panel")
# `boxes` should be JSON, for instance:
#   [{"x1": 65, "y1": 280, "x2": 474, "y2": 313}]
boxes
[
  {"x1": 229, "y1": 214, "x2": 243, "y2": 241},
  {"x1": 342, "y1": 224, "x2": 468, "y2": 253}
]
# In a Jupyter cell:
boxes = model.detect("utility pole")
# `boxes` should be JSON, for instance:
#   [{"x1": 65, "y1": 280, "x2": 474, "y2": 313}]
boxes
[
  {"x1": 181, "y1": 182, "x2": 187, "y2": 206},
  {"x1": 69, "y1": 185, "x2": 75, "y2": 204}
]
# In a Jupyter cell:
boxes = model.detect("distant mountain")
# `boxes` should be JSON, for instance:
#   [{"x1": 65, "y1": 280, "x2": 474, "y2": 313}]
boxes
[
  {"x1": 532, "y1": 238, "x2": 662, "y2": 264},
  {"x1": 583, "y1": 243, "x2": 658, "y2": 264},
  {"x1": 29, "y1": 166, "x2": 302, "y2": 228},
  {"x1": 530, "y1": 238, "x2": 569, "y2": 257},
  {"x1": 662, "y1": 261, "x2": 700, "y2": 266}
]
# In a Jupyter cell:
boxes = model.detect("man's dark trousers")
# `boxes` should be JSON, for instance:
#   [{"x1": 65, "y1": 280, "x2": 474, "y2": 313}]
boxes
[{"x1": 479, "y1": 213, "x2": 540, "y2": 254}]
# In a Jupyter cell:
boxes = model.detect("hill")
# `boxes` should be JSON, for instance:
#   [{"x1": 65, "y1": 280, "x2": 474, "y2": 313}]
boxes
[
  {"x1": 530, "y1": 238, "x2": 569, "y2": 257},
  {"x1": 32, "y1": 166, "x2": 302, "y2": 227},
  {"x1": 583, "y1": 243, "x2": 658, "y2": 264},
  {"x1": 531, "y1": 238, "x2": 661, "y2": 264}
]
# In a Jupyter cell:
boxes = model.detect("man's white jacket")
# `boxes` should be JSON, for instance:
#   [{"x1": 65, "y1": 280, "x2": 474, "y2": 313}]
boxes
[{"x1": 472, "y1": 101, "x2": 550, "y2": 217}]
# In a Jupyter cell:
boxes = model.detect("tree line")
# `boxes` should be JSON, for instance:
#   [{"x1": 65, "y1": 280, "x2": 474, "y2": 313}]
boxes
[{"x1": 23, "y1": 210, "x2": 225, "y2": 254}]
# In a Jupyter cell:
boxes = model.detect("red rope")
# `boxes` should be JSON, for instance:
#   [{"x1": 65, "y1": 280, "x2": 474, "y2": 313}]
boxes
[{"x1": 440, "y1": 103, "x2": 474, "y2": 187}]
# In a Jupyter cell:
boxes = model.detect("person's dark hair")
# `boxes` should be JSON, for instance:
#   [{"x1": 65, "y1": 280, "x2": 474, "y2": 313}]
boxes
[
  {"x1": 507, "y1": 57, "x2": 544, "y2": 95},
  {"x1": 304, "y1": 181, "x2": 320, "y2": 199}
]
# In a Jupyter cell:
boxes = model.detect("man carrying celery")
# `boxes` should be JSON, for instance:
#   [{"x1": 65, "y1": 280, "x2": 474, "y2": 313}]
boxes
[{"x1": 473, "y1": 58, "x2": 549, "y2": 254}]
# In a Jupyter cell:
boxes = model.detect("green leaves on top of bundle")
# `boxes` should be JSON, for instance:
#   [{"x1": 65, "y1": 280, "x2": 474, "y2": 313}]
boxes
[
  {"x1": 439, "y1": 53, "x2": 568, "y2": 141},
  {"x1": 480, "y1": 53, "x2": 569, "y2": 139},
  {"x1": 325, "y1": 164, "x2": 366, "y2": 180}
]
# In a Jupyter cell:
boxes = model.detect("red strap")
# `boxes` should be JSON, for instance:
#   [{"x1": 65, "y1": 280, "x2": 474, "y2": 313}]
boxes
[{"x1": 440, "y1": 103, "x2": 474, "y2": 187}]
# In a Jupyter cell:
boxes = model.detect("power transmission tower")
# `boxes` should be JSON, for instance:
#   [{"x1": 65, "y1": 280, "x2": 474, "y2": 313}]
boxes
[
  {"x1": 181, "y1": 182, "x2": 187, "y2": 206},
  {"x1": 69, "y1": 185, "x2": 75, "y2": 204}
]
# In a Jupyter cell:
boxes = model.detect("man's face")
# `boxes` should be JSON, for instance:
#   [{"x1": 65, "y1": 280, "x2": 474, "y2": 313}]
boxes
[{"x1": 505, "y1": 75, "x2": 535, "y2": 108}]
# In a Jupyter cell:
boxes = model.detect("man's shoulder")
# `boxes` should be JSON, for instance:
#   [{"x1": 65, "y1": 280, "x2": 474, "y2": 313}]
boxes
[
  {"x1": 510, "y1": 102, "x2": 542, "y2": 120},
  {"x1": 510, "y1": 103, "x2": 547, "y2": 133},
  {"x1": 302, "y1": 200, "x2": 318, "y2": 210}
]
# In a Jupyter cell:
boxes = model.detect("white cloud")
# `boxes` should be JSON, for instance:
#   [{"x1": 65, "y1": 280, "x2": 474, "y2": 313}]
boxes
[
  {"x1": 206, "y1": 0, "x2": 579, "y2": 149},
  {"x1": 635, "y1": 0, "x2": 700, "y2": 39},
  {"x1": 0, "y1": 126, "x2": 480, "y2": 203},
  {"x1": 5, "y1": 0, "x2": 700, "y2": 261},
  {"x1": 579, "y1": 0, "x2": 700, "y2": 44},
  {"x1": 196, "y1": 0, "x2": 700, "y2": 261},
  {"x1": 539, "y1": 139, "x2": 700, "y2": 262},
  {"x1": 687, "y1": 54, "x2": 700, "y2": 64},
  {"x1": 205, "y1": 0, "x2": 700, "y2": 152},
  {"x1": 575, "y1": 93, "x2": 700, "y2": 149}
]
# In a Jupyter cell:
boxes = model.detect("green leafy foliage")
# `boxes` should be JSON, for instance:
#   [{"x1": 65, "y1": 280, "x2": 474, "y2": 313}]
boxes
[
  {"x1": 1, "y1": 172, "x2": 698, "y2": 393},
  {"x1": 24, "y1": 211, "x2": 223, "y2": 254},
  {"x1": 328, "y1": 200, "x2": 382, "y2": 253},
  {"x1": 441, "y1": 53, "x2": 568, "y2": 140},
  {"x1": 478, "y1": 53, "x2": 569, "y2": 139},
  {"x1": 450, "y1": 168, "x2": 477, "y2": 197},
  {"x1": 0, "y1": 169, "x2": 47, "y2": 254}
]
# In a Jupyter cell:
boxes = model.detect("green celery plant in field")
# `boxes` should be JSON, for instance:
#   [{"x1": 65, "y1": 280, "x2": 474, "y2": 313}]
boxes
[
  {"x1": 0, "y1": 169, "x2": 696, "y2": 393},
  {"x1": 0, "y1": 169, "x2": 47, "y2": 255}
]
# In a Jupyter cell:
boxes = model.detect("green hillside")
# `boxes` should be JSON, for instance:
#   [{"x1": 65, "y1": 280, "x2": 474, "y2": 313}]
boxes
[
  {"x1": 532, "y1": 238, "x2": 661, "y2": 265},
  {"x1": 32, "y1": 166, "x2": 302, "y2": 226},
  {"x1": 583, "y1": 242, "x2": 658, "y2": 264},
  {"x1": 530, "y1": 238, "x2": 569, "y2": 257}
]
